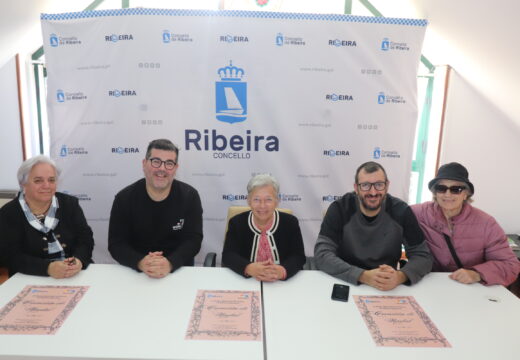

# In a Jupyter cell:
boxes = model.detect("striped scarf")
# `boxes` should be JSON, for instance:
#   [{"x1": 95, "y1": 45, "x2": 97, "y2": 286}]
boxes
[{"x1": 18, "y1": 192, "x2": 65, "y2": 261}]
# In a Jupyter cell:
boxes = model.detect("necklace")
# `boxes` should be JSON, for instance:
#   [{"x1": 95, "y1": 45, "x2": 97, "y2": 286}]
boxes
[
  {"x1": 29, "y1": 202, "x2": 51, "y2": 220},
  {"x1": 34, "y1": 213, "x2": 46, "y2": 222}
]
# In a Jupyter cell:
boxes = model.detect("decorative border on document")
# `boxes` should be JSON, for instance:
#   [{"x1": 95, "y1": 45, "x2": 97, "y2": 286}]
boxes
[
  {"x1": 354, "y1": 295, "x2": 451, "y2": 347},
  {"x1": 0, "y1": 285, "x2": 89, "y2": 335},
  {"x1": 186, "y1": 290, "x2": 262, "y2": 341}
]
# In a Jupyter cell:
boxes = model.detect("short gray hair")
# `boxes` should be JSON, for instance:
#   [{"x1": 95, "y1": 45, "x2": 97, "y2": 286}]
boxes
[
  {"x1": 17, "y1": 155, "x2": 60, "y2": 190},
  {"x1": 247, "y1": 174, "x2": 280, "y2": 195}
]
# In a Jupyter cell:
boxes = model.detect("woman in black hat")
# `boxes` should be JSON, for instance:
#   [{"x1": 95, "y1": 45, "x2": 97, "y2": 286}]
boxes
[{"x1": 411, "y1": 162, "x2": 520, "y2": 286}]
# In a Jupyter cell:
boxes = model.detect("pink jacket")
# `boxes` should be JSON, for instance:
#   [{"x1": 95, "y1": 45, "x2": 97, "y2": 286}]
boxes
[{"x1": 411, "y1": 201, "x2": 520, "y2": 286}]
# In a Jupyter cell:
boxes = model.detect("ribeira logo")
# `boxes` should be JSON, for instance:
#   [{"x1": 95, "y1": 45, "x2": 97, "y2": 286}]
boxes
[
  {"x1": 60, "y1": 145, "x2": 68, "y2": 157},
  {"x1": 163, "y1": 31, "x2": 171, "y2": 43},
  {"x1": 220, "y1": 35, "x2": 249, "y2": 43},
  {"x1": 56, "y1": 89, "x2": 87, "y2": 103},
  {"x1": 378, "y1": 92, "x2": 386, "y2": 104},
  {"x1": 323, "y1": 150, "x2": 350, "y2": 157},
  {"x1": 378, "y1": 92, "x2": 405, "y2": 105},
  {"x1": 105, "y1": 34, "x2": 134, "y2": 42},
  {"x1": 111, "y1": 147, "x2": 140, "y2": 154},
  {"x1": 381, "y1": 38, "x2": 390, "y2": 51},
  {"x1": 185, "y1": 62, "x2": 279, "y2": 159},
  {"x1": 329, "y1": 39, "x2": 357, "y2": 47},
  {"x1": 222, "y1": 194, "x2": 248, "y2": 201},
  {"x1": 185, "y1": 129, "x2": 279, "y2": 157},
  {"x1": 50, "y1": 34, "x2": 59, "y2": 47},
  {"x1": 326, "y1": 94, "x2": 353, "y2": 101},
  {"x1": 276, "y1": 33, "x2": 284, "y2": 46},
  {"x1": 109, "y1": 90, "x2": 137, "y2": 97},
  {"x1": 373, "y1": 147, "x2": 381, "y2": 159},
  {"x1": 373, "y1": 147, "x2": 400, "y2": 159},
  {"x1": 216, "y1": 61, "x2": 247, "y2": 124},
  {"x1": 322, "y1": 195, "x2": 342, "y2": 202},
  {"x1": 162, "y1": 30, "x2": 193, "y2": 43},
  {"x1": 380, "y1": 37, "x2": 410, "y2": 51},
  {"x1": 49, "y1": 33, "x2": 81, "y2": 47},
  {"x1": 57, "y1": 90, "x2": 65, "y2": 103},
  {"x1": 60, "y1": 145, "x2": 88, "y2": 157},
  {"x1": 276, "y1": 33, "x2": 305, "y2": 46}
]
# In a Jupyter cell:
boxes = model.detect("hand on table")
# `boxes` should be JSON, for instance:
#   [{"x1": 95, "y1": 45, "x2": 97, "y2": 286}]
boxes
[
  {"x1": 47, "y1": 257, "x2": 83, "y2": 279},
  {"x1": 449, "y1": 268, "x2": 481, "y2": 284},
  {"x1": 245, "y1": 260, "x2": 286, "y2": 282},
  {"x1": 138, "y1": 251, "x2": 172, "y2": 279},
  {"x1": 359, "y1": 264, "x2": 407, "y2": 291}
]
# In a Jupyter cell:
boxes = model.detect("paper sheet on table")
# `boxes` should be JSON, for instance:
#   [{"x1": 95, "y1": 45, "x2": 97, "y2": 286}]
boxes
[
  {"x1": 0, "y1": 285, "x2": 89, "y2": 335},
  {"x1": 186, "y1": 290, "x2": 262, "y2": 341},
  {"x1": 354, "y1": 295, "x2": 450, "y2": 347}
]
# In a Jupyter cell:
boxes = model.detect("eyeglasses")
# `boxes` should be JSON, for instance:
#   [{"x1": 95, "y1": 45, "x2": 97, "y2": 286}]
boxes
[
  {"x1": 433, "y1": 185, "x2": 466, "y2": 194},
  {"x1": 357, "y1": 181, "x2": 387, "y2": 191},
  {"x1": 148, "y1": 157, "x2": 177, "y2": 170}
]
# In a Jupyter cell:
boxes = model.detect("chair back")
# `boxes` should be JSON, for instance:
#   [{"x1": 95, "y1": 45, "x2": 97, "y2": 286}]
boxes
[{"x1": 0, "y1": 191, "x2": 16, "y2": 284}]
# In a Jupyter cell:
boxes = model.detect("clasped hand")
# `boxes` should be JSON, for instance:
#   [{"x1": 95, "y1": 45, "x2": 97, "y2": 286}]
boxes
[
  {"x1": 47, "y1": 257, "x2": 82, "y2": 279},
  {"x1": 245, "y1": 260, "x2": 286, "y2": 282},
  {"x1": 360, "y1": 264, "x2": 407, "y2": 291},
  {"x1": 138, "y1": 251, "x2": 172, "y2": 279},
  {"x1": 449, "y1": 268, "x2": 481, "y2": 284}
]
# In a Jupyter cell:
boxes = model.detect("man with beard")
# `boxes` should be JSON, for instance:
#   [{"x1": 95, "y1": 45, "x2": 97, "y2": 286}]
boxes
[
  {"x1": 314, "y1": 162, "x2": 432, "y2": 290},
  {"x1": 108, "y1": 139, "x2": 203, "y2": 278}
]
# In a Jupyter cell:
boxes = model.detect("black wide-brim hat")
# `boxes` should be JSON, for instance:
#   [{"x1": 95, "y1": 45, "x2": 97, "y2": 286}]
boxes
[{"x1": 428, "y1": 162, "x2": 474, "y2": 194}]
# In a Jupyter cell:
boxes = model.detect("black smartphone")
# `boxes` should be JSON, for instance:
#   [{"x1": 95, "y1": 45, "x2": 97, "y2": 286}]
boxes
[{"x1": 331, "y1": 283, "x2": 350, "y2": 302}]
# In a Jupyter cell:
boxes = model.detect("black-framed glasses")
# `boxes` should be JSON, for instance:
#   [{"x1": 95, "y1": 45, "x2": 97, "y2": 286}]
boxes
[
  {"x1": 149, "y1": 157, "x2": 177, "y2": 170},
  {"x1": 358, "y1": 181, "x2": 387, "y2": 191},
  {"x1": 433, "y1": 184, "x2": 466, "y2": 194}
]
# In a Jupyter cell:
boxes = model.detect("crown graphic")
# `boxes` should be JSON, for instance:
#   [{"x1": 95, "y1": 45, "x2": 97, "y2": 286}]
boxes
[{"x1": 218, "y1": 61, "x2": 244, "y2": 81}]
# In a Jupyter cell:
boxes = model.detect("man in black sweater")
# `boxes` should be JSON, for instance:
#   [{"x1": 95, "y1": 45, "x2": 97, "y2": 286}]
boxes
[
  {"x1": 314, "y1": 161, "x2": 432, "y2": 290},
  {"x1": 108, "y1": 139, "x2": 203, "y2": 278}
]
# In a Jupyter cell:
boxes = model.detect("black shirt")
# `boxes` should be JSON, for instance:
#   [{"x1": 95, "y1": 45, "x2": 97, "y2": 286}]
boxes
[{"x1": 108, "y1": 178, "x2": 203, "y2": 272}]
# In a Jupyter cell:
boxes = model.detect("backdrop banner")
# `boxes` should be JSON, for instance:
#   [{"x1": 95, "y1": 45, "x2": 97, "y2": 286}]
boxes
[{"x1": 41, "y1": 9, "x2": 427, "y2": 264}]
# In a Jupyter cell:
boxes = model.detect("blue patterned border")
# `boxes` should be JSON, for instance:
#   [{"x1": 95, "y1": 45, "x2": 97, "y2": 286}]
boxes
[{"x1": 41, "y1": 8, "x2": 427, "y2": 27}]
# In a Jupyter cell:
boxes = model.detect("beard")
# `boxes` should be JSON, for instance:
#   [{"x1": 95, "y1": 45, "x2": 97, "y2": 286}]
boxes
[{"x1": 359, "y1": 193, "x2": 385, "y2": 212}]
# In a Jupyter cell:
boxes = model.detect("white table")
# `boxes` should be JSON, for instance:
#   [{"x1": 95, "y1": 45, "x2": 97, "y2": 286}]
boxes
[
  {"x1": 0, "y1": 264, "x2": 263, "y2": 360},
  {"x1": 262, "y1": 270, "x2": 520, "y2": 360}
]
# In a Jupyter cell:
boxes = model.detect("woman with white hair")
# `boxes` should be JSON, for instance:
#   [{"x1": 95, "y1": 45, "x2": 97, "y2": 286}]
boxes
[
  {"x1": 222, "y1": 174, "x2": 306, "y2": 281},
  {"x1": 0, "y1": 155, "x2": 94, "y2": 278}
]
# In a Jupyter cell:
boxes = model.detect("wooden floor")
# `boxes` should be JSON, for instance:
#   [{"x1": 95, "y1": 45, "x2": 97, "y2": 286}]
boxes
[
  {"x1": 509, "y1": 276, "x2": 520, "y2": 299},
  {"x1": 0, "y1": 267, "x2": 8, "y2": 285}
]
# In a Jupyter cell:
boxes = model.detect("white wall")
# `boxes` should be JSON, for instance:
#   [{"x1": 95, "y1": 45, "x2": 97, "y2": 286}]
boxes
[
  {"x1": 440, "y1": 71, "x2": 520, "y2": 233},
  {"x1": 413, "y1": 0, "x2": 520, "y2": 234},
  {"x1": 0, "y1": 56, "x2": 23, "y2": 190}
]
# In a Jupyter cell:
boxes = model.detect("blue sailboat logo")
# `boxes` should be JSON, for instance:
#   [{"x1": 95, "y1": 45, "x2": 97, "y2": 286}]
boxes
[
  {"x1": 50, "y1": 34, "x2": 59, "y2": 47},
  {"x1": 162, "y1": 30, "x2": 171, "y2": 43},
  {"x1": 378, "y1": 92, "x2": 386, "y2": 104},
  {"x1": 373, "y1": 147, "x2": 381, "y2": 159},
  {"x1": 276, "y1": 33, "x2": 284, "y2": 46},
  {"x1": 381, "y1": 38, "x2": 390, "y2": 51},
  {"x1": 57, "y1": 90, "x2": 65, "y2": 103},
  {"x1": 215, "y1": 61, "x2": 247, "y2": 124}
]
